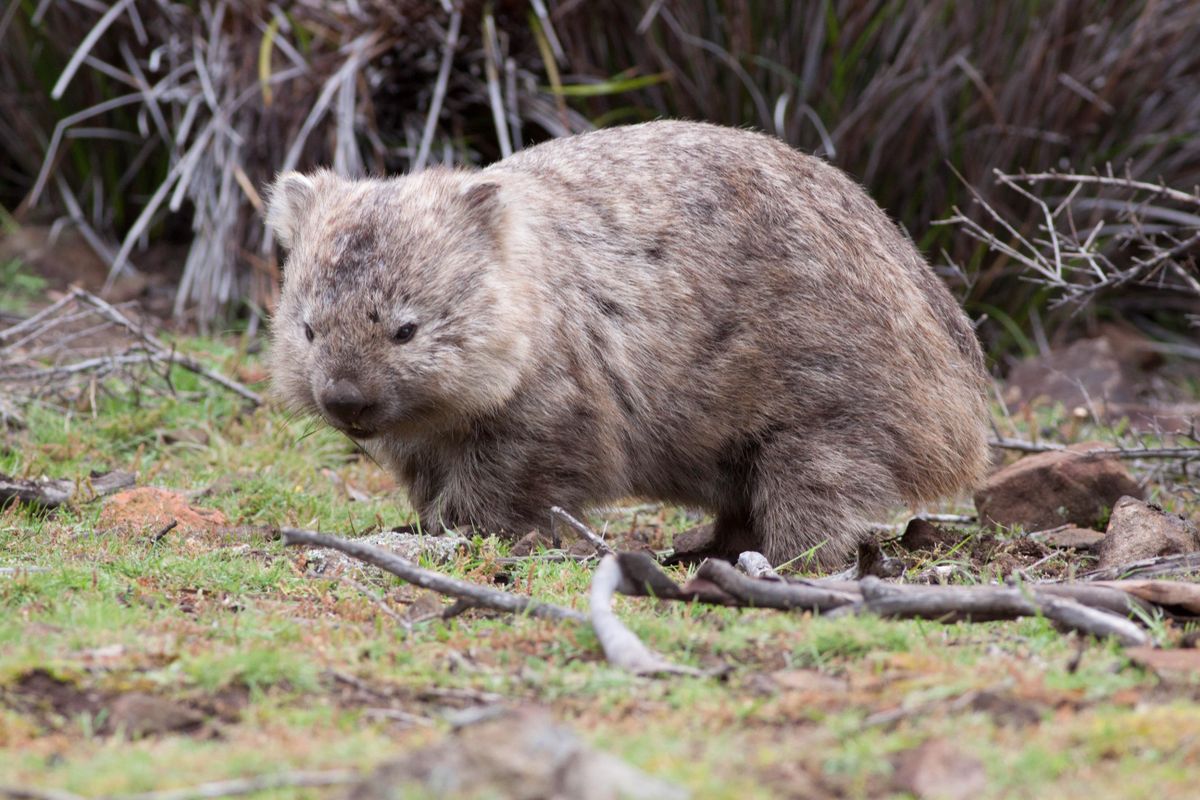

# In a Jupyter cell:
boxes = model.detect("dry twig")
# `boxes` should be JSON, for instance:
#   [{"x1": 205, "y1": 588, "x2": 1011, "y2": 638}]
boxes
[
  {"x1": 114, "y1": 771, "x2": 359, "y2": 800},
  {"x1": 1082, "y1": 553, "x2": 1200, "y2": 582},
  {"x1": 940, "y1": 165, "x2": 1200, "y2": 317},
  {"x1": 590, "y1": 555, "x2": 703, "y2": 676},
  {"x1": 0, "y1": 771, "x2": 359, "y2": 800},
  {"x1": 281, "y1": 528, "x2": 585, "y2": 623},
  {"x1": 989, "y1": 436, "x2": 1200, "y2": 462},
  {"x1": 697, "y1": 559, "x2": 858, "y2": 612},
  {"x1": 548, "y1": 505, "x2": 613, "y2": 556},
  {"x1": 0, "y1": 470, "x2": 134, "y2": 509},
  {"x1": 0, "y1": 289, "x2": 261, "y2": 409},
  {"x1": 856, "y1": 577, "x2": 1149, "y2": 646}
]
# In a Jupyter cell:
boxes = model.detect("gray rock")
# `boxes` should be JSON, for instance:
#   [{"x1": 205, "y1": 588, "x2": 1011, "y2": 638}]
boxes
[
  {"x1": 304, "y1": 529, "x2": 469, "y2": 575},
  {"x1": 1031, "y1": 525, "x2": 1107, "y2": 551},
  {"x1": 349, "y1": 708, "x2": 689, "y2": 800},
  {"x1": 1097, "y1": 496, "x2": 1200, "y2": 569}
]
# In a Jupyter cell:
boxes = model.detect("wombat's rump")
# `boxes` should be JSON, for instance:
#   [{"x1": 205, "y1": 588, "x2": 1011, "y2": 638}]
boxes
[{"x1": 266, "y1": 121, "x2": 990, "y2": 567}]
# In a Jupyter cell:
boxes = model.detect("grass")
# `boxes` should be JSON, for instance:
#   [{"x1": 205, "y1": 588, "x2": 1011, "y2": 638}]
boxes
[
  {"x1": 0, "y1": 258, "x2": 46, "y2": 315},
  {"x1": 2, "y1": 324, "x2": 1200, "y2": 798}
]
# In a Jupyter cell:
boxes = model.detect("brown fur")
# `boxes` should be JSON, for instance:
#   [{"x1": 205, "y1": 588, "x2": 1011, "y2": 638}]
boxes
[{"x1": 265, "y1": 121, "x2": 990, "y2": 567}]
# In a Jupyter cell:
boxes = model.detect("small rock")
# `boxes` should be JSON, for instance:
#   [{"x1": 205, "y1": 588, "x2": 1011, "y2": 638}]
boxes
[
  {"x1": 855, "y1": 539, "x2": 905, "y2": 579},
  {"x1": 163, "y1": 428, "x2": 210, "y2": 446},
  {"x1": 671, "y1": 523, "x2": 716, "y2": 555},
  {"x1": 1096, "y1": 496, "x2": 1200, "y2": 568},
  {"x1": 974, "y1": 443, "x2": 1143, "y2": 531},
  {"x1": 967, "y1": 690, "x2": 1043, "y2": 727},
  {"x1": 893, "y1": 739, "x2": 987, "y2": 800},
  {"x1": 103, "y1": 692, "x2": 204, "y2": 739},
  {"x1": 349, "y1": 708, "x2": 689, "y2": 800},
  {"x1": 899, "y1": 519, "x2": 958, "y2": 551},
  {"x1": 1002, "y1": 328, "x2": 1200, "y2": 432},
  {"x1": 510, "y1": 530, "x2": 554, "y2": 556},
  {"x1": 304, "y1": 529, "x2": 469, "y2": 575},
  {"x1": 566, "y1": 538, "x2": 598, "y2": 557},
  {"x1": 1031, "y1": 525, "x2": 1106, "y2": 551},
  {"x1": 1125, "y1": 647, "x2": 1200, "y2": 680},
  {"x1": 1101, "y1": 401, "x2": 1200, "y2": 435}
]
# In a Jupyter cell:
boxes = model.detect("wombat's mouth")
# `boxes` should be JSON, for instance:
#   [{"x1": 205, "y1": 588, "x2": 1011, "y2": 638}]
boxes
[{"x1": 332, "y1": 422, "x2": 378, "y2": 440}]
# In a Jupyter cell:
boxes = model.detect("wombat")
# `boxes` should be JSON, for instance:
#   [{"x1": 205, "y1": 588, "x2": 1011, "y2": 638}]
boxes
[{"x1": 266, "y1": 120, "x2": 990, "y2": 567}]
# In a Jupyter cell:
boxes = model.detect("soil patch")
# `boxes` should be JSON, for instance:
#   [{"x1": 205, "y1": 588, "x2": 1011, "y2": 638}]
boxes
[{"x1": 2, "y1": 669, "x2": 247, "y2": 739}]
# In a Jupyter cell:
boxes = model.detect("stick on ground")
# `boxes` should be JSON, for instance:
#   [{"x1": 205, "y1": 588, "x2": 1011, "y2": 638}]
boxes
[
  {"x1": 281, "y1": 528, "x2": 585, "y2": 623},
  {"x1": 549, "y1": 506, "x2": 613, "y2": 556},
  {"x1": 857, "y1": 577, "x2": 1150, "y2": 646},
  {"x1": 697, "y1": 558, "x2": 859, "y2": 612},
  {"x1": 590, "y1": 555, "x2": 703, "y2": 676},
  {"x1": 115, "y1": 771, "x2": 360, "y2": 800}
]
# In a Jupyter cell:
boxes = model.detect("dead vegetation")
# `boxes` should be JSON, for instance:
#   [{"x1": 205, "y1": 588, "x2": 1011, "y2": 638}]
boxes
[
  {"x1": 941, "y1": 167, "x2": 1200, "y2": 360},
  {"x1": 4, "y1": 0, "x2": 1200, "y2": 349},
  {"x1": 0, "y1": 288, "x2": 261, "y2": 420}
]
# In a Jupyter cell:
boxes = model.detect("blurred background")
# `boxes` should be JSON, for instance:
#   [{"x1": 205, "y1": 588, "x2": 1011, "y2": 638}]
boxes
[{"x1": 1, "y1": 0, "x2": 1198, "y2": 372}]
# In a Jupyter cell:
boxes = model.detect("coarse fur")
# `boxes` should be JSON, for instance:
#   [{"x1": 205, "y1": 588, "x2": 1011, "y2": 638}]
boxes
[{"x1": 266, "y1": 121, "x2": 990, "y2": 568}]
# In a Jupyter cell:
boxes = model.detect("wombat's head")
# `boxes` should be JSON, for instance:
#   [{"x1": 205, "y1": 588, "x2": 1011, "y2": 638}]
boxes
[{"x1": 264, "y1": 169, "x2": 534, "y2": 440}]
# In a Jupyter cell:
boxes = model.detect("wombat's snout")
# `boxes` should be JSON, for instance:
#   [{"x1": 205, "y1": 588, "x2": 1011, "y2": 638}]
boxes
[{"x1": 320, "y1": 379, "x2": 377, "y2": 433}]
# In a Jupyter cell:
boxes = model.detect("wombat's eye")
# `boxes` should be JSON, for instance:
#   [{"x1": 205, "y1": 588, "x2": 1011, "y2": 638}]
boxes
[
  {"x1": 393, "y1": 323, "x2": 417, "y2": 344},
  {"x1": 304, "y1": 323, "x2": 314, "y2": 342}
]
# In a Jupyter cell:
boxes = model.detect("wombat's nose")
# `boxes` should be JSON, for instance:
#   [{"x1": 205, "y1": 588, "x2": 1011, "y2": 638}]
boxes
[{"x1": 320, "y1": 380, "x2": 374, "y2": 427}]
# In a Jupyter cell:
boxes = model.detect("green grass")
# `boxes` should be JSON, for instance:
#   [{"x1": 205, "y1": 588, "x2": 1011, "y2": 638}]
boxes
[
  {"x1": 0, "y1": 259, "x2": 46, "y2": 315},
  {"x1": 3, "y1": 339, "x2": 1200, "y2": 798}
]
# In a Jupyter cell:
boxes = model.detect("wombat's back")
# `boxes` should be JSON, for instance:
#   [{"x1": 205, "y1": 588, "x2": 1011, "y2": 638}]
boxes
[{"x1": 487, "y1": 121, "x2": 990, "y2": 526}]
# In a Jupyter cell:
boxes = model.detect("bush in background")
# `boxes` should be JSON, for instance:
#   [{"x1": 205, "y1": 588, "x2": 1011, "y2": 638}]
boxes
[{"x1": 1, "y1": 0, "x2": 1197, "y2": 356}]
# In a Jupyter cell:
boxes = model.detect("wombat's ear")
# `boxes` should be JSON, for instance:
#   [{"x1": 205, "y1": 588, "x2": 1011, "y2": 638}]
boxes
[
  {"x1": 265, "y1": 172, "x2": 316, "y2": 248},
  {"x1": 461, "y1": 182, "x2": 502, "y2": 229}
]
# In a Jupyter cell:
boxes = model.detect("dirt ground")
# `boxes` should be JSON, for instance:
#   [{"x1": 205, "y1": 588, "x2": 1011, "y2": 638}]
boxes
[{"x1": 2, "y1": 277, "x2": 1200, "y2": 799}]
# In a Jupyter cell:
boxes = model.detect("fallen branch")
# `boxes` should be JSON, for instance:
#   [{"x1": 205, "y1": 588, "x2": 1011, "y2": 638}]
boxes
[
  {"x1": 607, "y1": 551, "x2": 1168, "y2": 647},
  {"x1": 1091, "y1": 580, "x2": 1200, "y2": 615},
  {"x1": 1030, "y1": 583, "x2": 1156, "y2": 617},
  {"x1": 1, "y1": 787, "x2": 86, "y2": 800},
  {"x1": 282, "y1": 525, "x2": 1184, "y2": 676},
  {"x1": 590, "y1": 555, "x2": 703, "y2": 676},
  {"x1": 1082, "y1": 552, "x2": 1200, "y2": 581},
  {"x1": 0, "y1": 289, "x2": 262, "y2": 407},
  {"x1": 114, "y1": 771, "x2": 359, "y2": 800},
  {"x1": 281, "y1": 528, "x2": 585, "y2": 623},
  {"x1": 697, "y1": 559, "x2": 858, "y2": 612},
  {"x1": 0, "y1": 470, "x2": 134, "y2": 508},
  {"x1": 549, "y1": 505, "x2": 613, "y2": 555},
  {"x1": 0, "y1": 771, "x2": 360, "y2": 800},
  {"x1": 989, "y1": 437, "x2": 1200, "y2": 461},
  {"x1": 857, "y1": 577, "x2": 1149, "y2": 646},
  {"x1": 69, "y1": 290, "x2": 262, "y2": 405}
]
